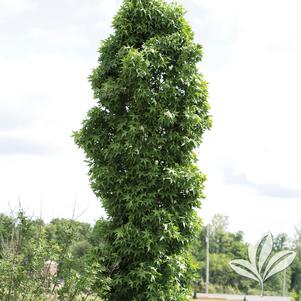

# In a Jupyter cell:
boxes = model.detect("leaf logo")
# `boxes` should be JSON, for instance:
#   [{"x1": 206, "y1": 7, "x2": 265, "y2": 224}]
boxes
[{"x1": 229, "y1": 233, "x2": 296, "y2": 297}]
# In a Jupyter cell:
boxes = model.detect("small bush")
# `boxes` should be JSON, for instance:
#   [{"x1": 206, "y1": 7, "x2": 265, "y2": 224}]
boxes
[{"x1": 0, "y1": 210, "x2": 99, "y2": 300}]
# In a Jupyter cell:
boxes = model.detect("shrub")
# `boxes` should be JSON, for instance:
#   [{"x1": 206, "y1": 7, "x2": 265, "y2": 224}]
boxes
[{"x1": 0, "y1": 210, "x2": 99, "y2": 300}]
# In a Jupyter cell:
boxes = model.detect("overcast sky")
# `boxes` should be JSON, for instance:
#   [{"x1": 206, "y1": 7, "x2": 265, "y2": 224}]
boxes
[{"x1": 1, "y1": 0, "x2": 301, "y2": 243}]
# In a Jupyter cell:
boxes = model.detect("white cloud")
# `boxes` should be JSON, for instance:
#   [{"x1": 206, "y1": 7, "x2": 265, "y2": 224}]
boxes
[
  {"x1": 195, "y1": 0, "x2": 301, "y2": 241},
  {"x1": 0, "y1": 52, "x2": 104, "y2": 223},
  {"x1": 0, "y1": 0, "x2": 36, "y2": 17}
]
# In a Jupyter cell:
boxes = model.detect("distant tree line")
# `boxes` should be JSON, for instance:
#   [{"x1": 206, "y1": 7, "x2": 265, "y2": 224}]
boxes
[{"x1": 1, "y1": 210, "x2": 301, "y2": 299}]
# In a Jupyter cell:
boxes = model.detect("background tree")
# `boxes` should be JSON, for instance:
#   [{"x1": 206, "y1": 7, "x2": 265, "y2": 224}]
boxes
[
  {"x1": 0, "y1": 213, "x2": 15, "y2": 258},
  {"x1": 290, "y1": 227, "x2": 301, "y2": 291},
  {"x1": 190, "y1": 215, "x2": 249, "y2": 294},
  {"x1": 74, "y1": 0, "x2": 211, "y2": 300}
]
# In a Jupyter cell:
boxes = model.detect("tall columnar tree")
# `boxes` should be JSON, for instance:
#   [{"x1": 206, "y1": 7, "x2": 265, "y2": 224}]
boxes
[{"x1": 74, "y1": 0, "x2": 211, "y2": 300}]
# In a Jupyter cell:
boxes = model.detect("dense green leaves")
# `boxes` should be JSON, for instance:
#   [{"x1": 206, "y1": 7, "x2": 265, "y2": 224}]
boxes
[{"x1": 74, "y1": 0, "x2": 211, "y2": 300}]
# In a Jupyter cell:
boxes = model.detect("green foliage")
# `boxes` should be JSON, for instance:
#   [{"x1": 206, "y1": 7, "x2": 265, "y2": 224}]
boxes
[
  {"x1": 0, "y1": 213, "x2": 15, "y2": 258},
  {"x1": 0, "y1": 210, "x2": 52, "y2": 300},
  {"x1": 291, "y1": 260, "x2": 301, "y2": 291},
  {"x1": 74, "y1": 0, "x2": 211, "y2": 300},
  {"x1": 291, "y1": 289, "x2": 301, "y2": 301},
  {"x1": 0, "y1": 214, "x2": 14, "y2": 240},
  {"x1": 46, "y1": 218, "x2": 92, "y2": 248},
  {"x1": 0, "y1": 210, "x2": 98, "y2": 300},
  {"x1": 190, "y1": 215, "x2": 249, "y2": 294}
]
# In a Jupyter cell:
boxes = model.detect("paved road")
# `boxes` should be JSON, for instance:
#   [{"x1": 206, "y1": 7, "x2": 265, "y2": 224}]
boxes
[{"x1": 197, "y1": 293, "x2": 290, "y2": 301}]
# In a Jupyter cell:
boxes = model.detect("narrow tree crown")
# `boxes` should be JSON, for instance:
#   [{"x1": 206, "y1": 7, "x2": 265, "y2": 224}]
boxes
[{"x1": 74, "y1": 0, "x2": 211, "y2": 300}]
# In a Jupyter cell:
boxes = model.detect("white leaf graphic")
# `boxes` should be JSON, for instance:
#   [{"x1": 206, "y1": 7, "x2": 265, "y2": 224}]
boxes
[
  {"x1": 229, "y1": 233, "x2": 296, "y2": 297},
  {"x1": 263, "y1": 250, "x2": 294, "y2": 280},
  {"x1": 258, "y1": 233, "x2": 273, "y2": 272},
  {"x1": 264, "y1": 251, "x2": 296, "y2": 281},
  {"x1": 229, "y1": 260, "x2": 261, "y2": 283},
  {"x1": 248, "y1": 242, "x2": 259, "y2": 266}
]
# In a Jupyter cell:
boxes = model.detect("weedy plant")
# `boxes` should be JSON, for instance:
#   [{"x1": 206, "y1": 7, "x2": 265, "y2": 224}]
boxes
[
  {"x1": 229, "y1": 233, "x2": 296, "y2": 297},
  {"x1": 0, "y1": 210, "x2": 99, "y2": 301},
  {"x1": 0, "y1": 210, "x2": 52, "y2": 300}
]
